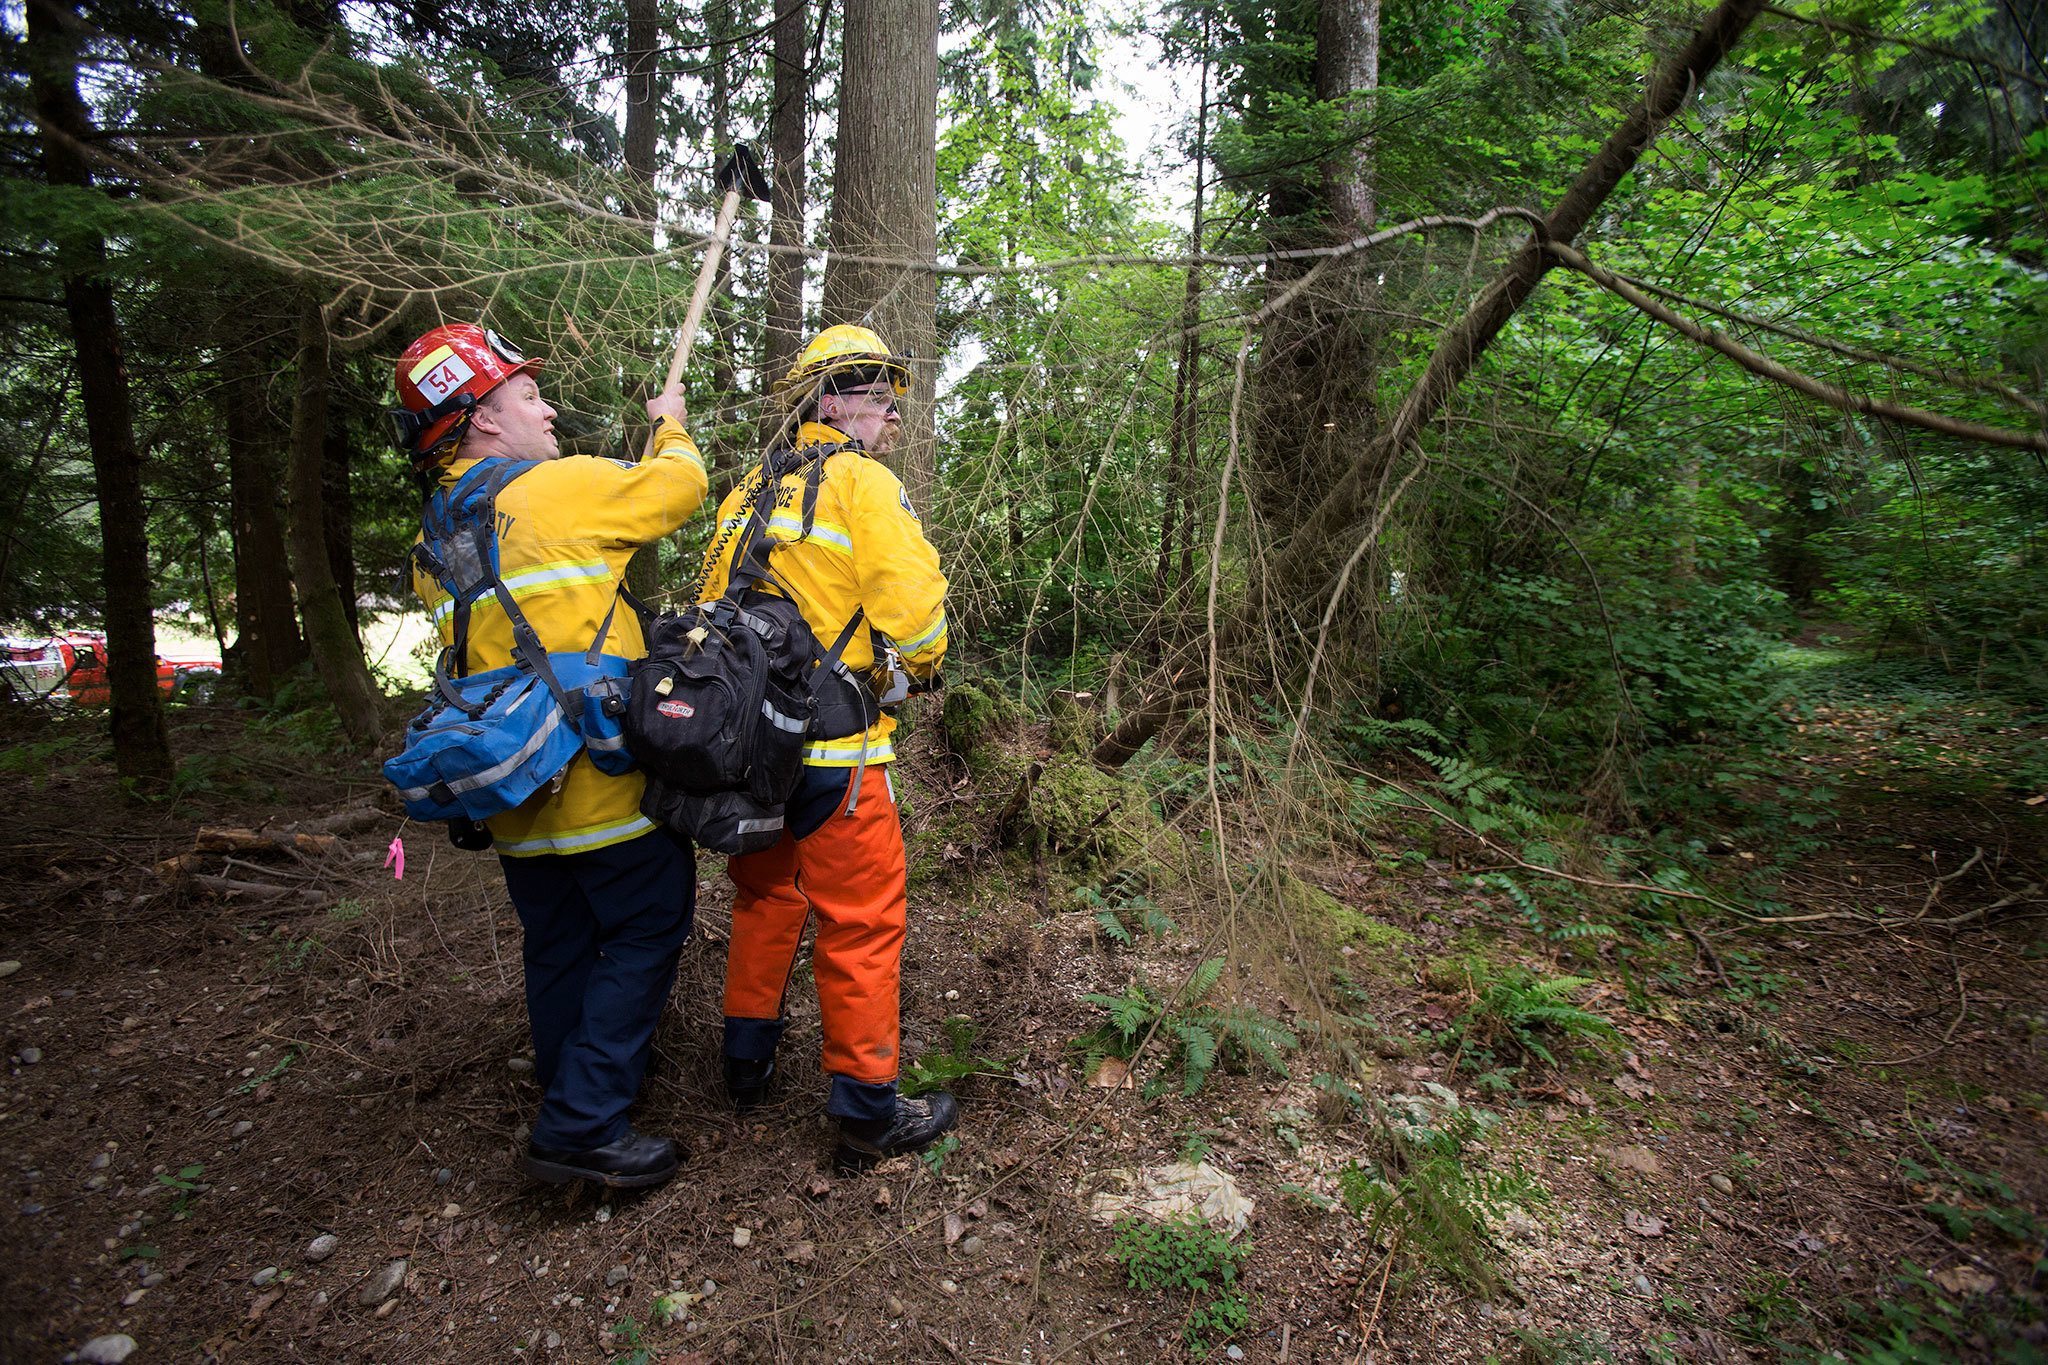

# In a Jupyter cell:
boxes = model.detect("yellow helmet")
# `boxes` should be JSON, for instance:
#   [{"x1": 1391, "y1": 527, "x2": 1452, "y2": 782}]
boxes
[{"x1": 777, "y1": 324, "x2": 911, "y2": 399}]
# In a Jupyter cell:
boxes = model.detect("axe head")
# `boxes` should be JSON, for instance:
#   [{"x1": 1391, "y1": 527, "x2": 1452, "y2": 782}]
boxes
[{"x1": 717, "y1": 144, "x2": 772, "y2": 202}]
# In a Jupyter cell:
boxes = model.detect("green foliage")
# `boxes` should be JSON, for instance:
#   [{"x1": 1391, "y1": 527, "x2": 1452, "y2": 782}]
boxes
[
  {"x1": 902, "y1": 1017, "x2": 1005, "y2": 1098},
  {"x1": 1451, "y1": 963, "x2": 1619, "y2": 1069},
  {"x1": 1110, "y1": 1216, "x2": 1250, "y2": 1355},
  {"x1": 155, "y1": 1163, "x2": 205, "y2": 1219},
  {"x1": 1075, "y1": 959, "x2": 1297, "y2": 1096},
  {"x1": 1338, "y1": 1085, "x2": 1545, "y2": 1297}
]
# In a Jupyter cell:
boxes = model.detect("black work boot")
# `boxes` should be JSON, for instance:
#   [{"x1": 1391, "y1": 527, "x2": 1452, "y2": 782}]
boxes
[
  {"x1": 722, "y1": 1055, "x2": 777, "y2": 1111},
  {"x1": 524, "y1": 1129, "x2": 679, "y2": 1189},
  {"x1": 834, "y1": 1091, "x2": 960, "y2": 1172}
]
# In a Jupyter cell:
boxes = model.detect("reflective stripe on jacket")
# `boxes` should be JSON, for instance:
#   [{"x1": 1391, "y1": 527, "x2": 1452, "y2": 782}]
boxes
[
  {"x1": 696, "y1": 421, "x2": 948, "y2": 766},
  {"x1": 411, "y1": 417, "x2": 709, "y2": 855}
]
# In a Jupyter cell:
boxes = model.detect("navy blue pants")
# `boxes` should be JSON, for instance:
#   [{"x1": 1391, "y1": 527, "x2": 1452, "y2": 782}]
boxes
[{"x1": 499, "y1": 831, "x2": 694, "y2": 1151}]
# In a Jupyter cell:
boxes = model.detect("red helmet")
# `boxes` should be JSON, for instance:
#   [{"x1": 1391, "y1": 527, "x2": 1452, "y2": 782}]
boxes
[{"x1": 389, "y1": 324, "x2": 542, "y2": 460}]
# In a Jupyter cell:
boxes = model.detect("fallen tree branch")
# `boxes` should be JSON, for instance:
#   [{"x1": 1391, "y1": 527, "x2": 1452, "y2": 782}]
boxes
[
  {"x1": 1545, "y1": 241, "x2": 2048, "y2": 453},
  {"x1": 1603, "y1": 273, "x2": 2047, "y2": 419}
]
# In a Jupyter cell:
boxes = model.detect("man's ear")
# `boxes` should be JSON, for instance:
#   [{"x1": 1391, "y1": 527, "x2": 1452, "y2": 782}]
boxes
[{"x1": 466, "y1": 396, "x2": 504, "y2": 437}]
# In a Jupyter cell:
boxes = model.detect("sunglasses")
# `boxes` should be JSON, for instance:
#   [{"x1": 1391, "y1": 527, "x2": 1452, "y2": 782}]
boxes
[{"x1": 831, "y1": 385, "x2": 900, "y2": 415}]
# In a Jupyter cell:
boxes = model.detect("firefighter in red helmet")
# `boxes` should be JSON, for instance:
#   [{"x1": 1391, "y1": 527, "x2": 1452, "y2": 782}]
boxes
[{"x1": 392, "y1": 322, "x2": 709, "y2": 1189}]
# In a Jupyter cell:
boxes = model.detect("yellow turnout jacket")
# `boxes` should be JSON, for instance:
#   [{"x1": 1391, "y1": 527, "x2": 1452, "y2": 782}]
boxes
[
  {"x1": 411, "y1": 416, "x2": 709, "y2": 856},
  {"x1": 696, "y1": 421, "x2": 948, "y2": 767}
]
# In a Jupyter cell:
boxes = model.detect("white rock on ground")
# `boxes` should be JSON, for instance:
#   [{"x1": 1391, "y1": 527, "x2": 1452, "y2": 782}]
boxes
[
  {"x1": 1084, "y1": 1161, "x2": 1255, "y2": 1238},
  {"x1": 251, "y1": 1266, "x2": 278, "y2": 1286},
  {"x1": 305, "y1": 1233, "x2": 339, "y2": 1262},
  {"x1": 357, "y1": 1258, "x2": 407, "y2": 1306},
  {"x1": 75, "y1": 1335, "x2": 136, "y2": 1363}
]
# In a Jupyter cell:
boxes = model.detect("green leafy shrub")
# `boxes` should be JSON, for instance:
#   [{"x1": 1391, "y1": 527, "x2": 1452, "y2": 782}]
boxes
[{"x1": 1110, "y1": 1216, "x2": 1250, "y2": 1354}]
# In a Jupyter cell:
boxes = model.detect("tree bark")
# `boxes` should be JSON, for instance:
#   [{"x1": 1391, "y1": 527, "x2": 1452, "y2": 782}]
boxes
[
  {"x1": 286, "y1": 295, "x2": 384, "y2": 742},
  {"x1": 27, "y1": 0, "x2": 172, "y2": 782},
  {"x1": 322, "y1": 420, "x2": 358, "y2": 638},
  {"x1": 1094, "y1": 0, "x2": 1771, "y2": 770},
  {"x1": 1247, "y1": 0, "x2": 1383, "y2": 534},
  {"x1": 223, "y1": 336, "x2": 307, "y2": 698},
  {"x1": 822, "y1": 0, "x2": 940, "y2": 508},
  {"x1": 763, "y1": 0, "x2": 811, "y2": 434},
  {"x1": 622, "y1": 0, "x2": 662, "y2": 601}
]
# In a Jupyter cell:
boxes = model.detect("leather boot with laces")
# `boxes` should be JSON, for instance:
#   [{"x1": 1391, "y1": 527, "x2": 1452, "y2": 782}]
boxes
[
  {"x1": 523, "y1": 1129, "x2": 680, "y2": 1188},
  {"x1": 834, "y1": 1091, "x2": 959, "y2": 1172}
]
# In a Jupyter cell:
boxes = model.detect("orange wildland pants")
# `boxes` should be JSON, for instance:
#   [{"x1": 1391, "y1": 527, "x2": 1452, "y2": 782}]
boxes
[{"x1": 723, "y1": 769, "x2": 906, "y2": 1089}]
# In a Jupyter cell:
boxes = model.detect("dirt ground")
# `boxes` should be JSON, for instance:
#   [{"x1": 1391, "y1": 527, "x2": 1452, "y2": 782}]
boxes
[{"x1": 0, "y1": 678, "x2": 2043, "y2": 1363}]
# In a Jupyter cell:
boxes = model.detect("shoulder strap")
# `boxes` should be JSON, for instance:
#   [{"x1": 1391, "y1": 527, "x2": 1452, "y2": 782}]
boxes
[
  {"x1": 415, "y1": 459, "x2": 580, "y2": 722},
  {"x1": 726, "y1": 443, "x2": 848, "y2": 600}
]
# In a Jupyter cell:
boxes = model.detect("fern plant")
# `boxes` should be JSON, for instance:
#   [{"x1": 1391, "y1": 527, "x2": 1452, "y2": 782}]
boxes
[
  {"x1": 1454, "y1": 965, "x2": 1619, "y2": 1068},
  {"x1": 1075, "y1": 958, "x2": 1298, "y2": 1096}
]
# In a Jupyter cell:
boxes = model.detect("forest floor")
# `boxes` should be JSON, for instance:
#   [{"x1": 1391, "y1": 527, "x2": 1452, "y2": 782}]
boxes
[{"x1": 0, "y1": 654, "x2": 2043, "y2": 1364}]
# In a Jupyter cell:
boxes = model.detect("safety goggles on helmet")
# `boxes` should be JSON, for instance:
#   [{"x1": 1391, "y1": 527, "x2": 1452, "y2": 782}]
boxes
[{"x1": 778, "y1": 324, "x2": 912, "y2": 400}]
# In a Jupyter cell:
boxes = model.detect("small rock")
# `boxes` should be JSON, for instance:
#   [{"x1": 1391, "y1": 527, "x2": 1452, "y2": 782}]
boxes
[
  {"x1": 231, "y1": 1121, "x2": 253, "y2": 1139},
  {"x1": 121, "y1": 1289, "x2": 146, "y2": 1307},
  {"x1": 960, "y1": 1235, "x2": 984, "y2": 1257},
  {"x1": 0, "y1": 961, "x2": 21, "y2": 979},
  {"x1": 884, "y1": 1294, "x2": 905, "y2": 1316},
  {"x1": 85, "y1": 1175, "x2": 108, "y2": 1191},
  {"x1": 358, "y1": 1258, "x2": 407, "y2": 1306},
  {"x1": 507, "y1": 1057, "x2": 534, "y2": 1074},
  {"x1": 605, "y1": 1265, "x2": 630, "y2": 1288},
  {"x1": 544, "y1": 1330, "x2": 563, "y2": 1349},
  {"x1": 19, "y1": 1046, "x2": 41, "y2": 1064},
  {"x1": 944, "y1": 1212, "x2": 964, "y2": 1245},
  {"x1": 435, "y1": 1168, "x2": 453, "y2": 1186},
  {"x1": 441, "y1": 1204, "x2": 460, "y2": 1219},
  {"x1": 138, "y1": 1273, "x2": 163, "y2": 1288},
  {"x1": 732, "y1": 1226, "x2": 752, "y2": 1248},
  {"x1": 1708, "y1": 1174, "x2": 1735, "y2": 1196},
  {"x1": 251, "y1": 1266, "x2": 279, "y2": 1287},
  {"x1": 305, "y1": 1233, "x2": 339, "y2": 1263},
  {"x1": 76, "y1": 1334, "x2": 136, "y2": 1364},
  {"x1": 90, "y1": 1153, "x2": 111, "y2": 1170},
  {"x1": 939, "y1": 1279, "x2": 959, "y2": 1294},
  {"x1": 205, "y1": 1107, "x2": 225, "y2": 1121},
  {"x1": 592, "y1": 1204, "x2": 612, "y2": 1224},
  {"x1": 1226, "y1": 1348, "x2": 1245, "y2": 1362},
  {"x1": 702, "y1": 1279, "x2": 717, "y2": 1295},
  {"x1": 784, "y1": 1241, "x2": 815, "y2": 1265},
  {"x1": 1623, "y1": 1210, "x2": 1666, "y2": 1238},
  {"x1": 1634, "y1": 1274, "x2": 1654, "y2": 1296},
  {"x1": 19, "y1": 1202, "x2": 41, "y2": 1216},
  {"x1": 374, "y1": 1298, "x2": 397, "y2": 1318}
]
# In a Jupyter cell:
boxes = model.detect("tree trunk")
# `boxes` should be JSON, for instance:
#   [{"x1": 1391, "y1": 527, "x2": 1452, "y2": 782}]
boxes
[
  {"x1": 822, "y1": 0, "x2": 940, "y2": 508},
  {"x1": 286, "y1": 295, "x2": 384, "y2": 742},
  {"x1": 27, "y1": 0, "x2": 172, "y2": 782},
  {"x1": 322, "y1": 421, "x2": 359, "y2": 638},
  {"x1": 1247, "y1": 0, "x2": 1383, "y2": 536},
  {"x1": 1094, "y1": 0, "x2": 1771, "y2": 770},
  {"x1": 622, "y1": 0, "x2": 662, "y2": 601},
  {"x1": 1157, "y1": 23, "x2": 1212, "y2": 616},
  {"x1": 763, "y1": 0, "x2": 811, "y2": 437},
  {"x1": 223, "y1": 337, "x2": 307, "y2": 698}
]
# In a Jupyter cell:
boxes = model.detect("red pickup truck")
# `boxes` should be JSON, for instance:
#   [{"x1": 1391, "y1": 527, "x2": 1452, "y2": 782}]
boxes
[{"x1": 1, "y1": 633, "x2": 222, "y2": 705}]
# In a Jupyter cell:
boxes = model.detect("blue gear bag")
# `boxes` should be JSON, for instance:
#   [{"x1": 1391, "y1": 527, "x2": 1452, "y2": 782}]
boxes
[{"x1": 384, "y1": 458, "x2": 642, "y2": 823}]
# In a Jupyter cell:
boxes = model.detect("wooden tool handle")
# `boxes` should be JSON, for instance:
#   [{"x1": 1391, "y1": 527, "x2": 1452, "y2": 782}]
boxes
[{"x1": 662, "y1": 189, "x2": 744, "y2": 397}]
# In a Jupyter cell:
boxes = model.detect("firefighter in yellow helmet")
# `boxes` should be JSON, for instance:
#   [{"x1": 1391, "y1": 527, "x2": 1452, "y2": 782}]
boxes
[{"x1": 696, "y1": 324, "x2": 955, "y2": 1170}]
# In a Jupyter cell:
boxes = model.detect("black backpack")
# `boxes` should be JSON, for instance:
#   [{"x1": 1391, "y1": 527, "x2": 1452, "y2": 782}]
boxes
[{"x1": 625, "y1": 444, "x2": 878, "y2": 854}]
